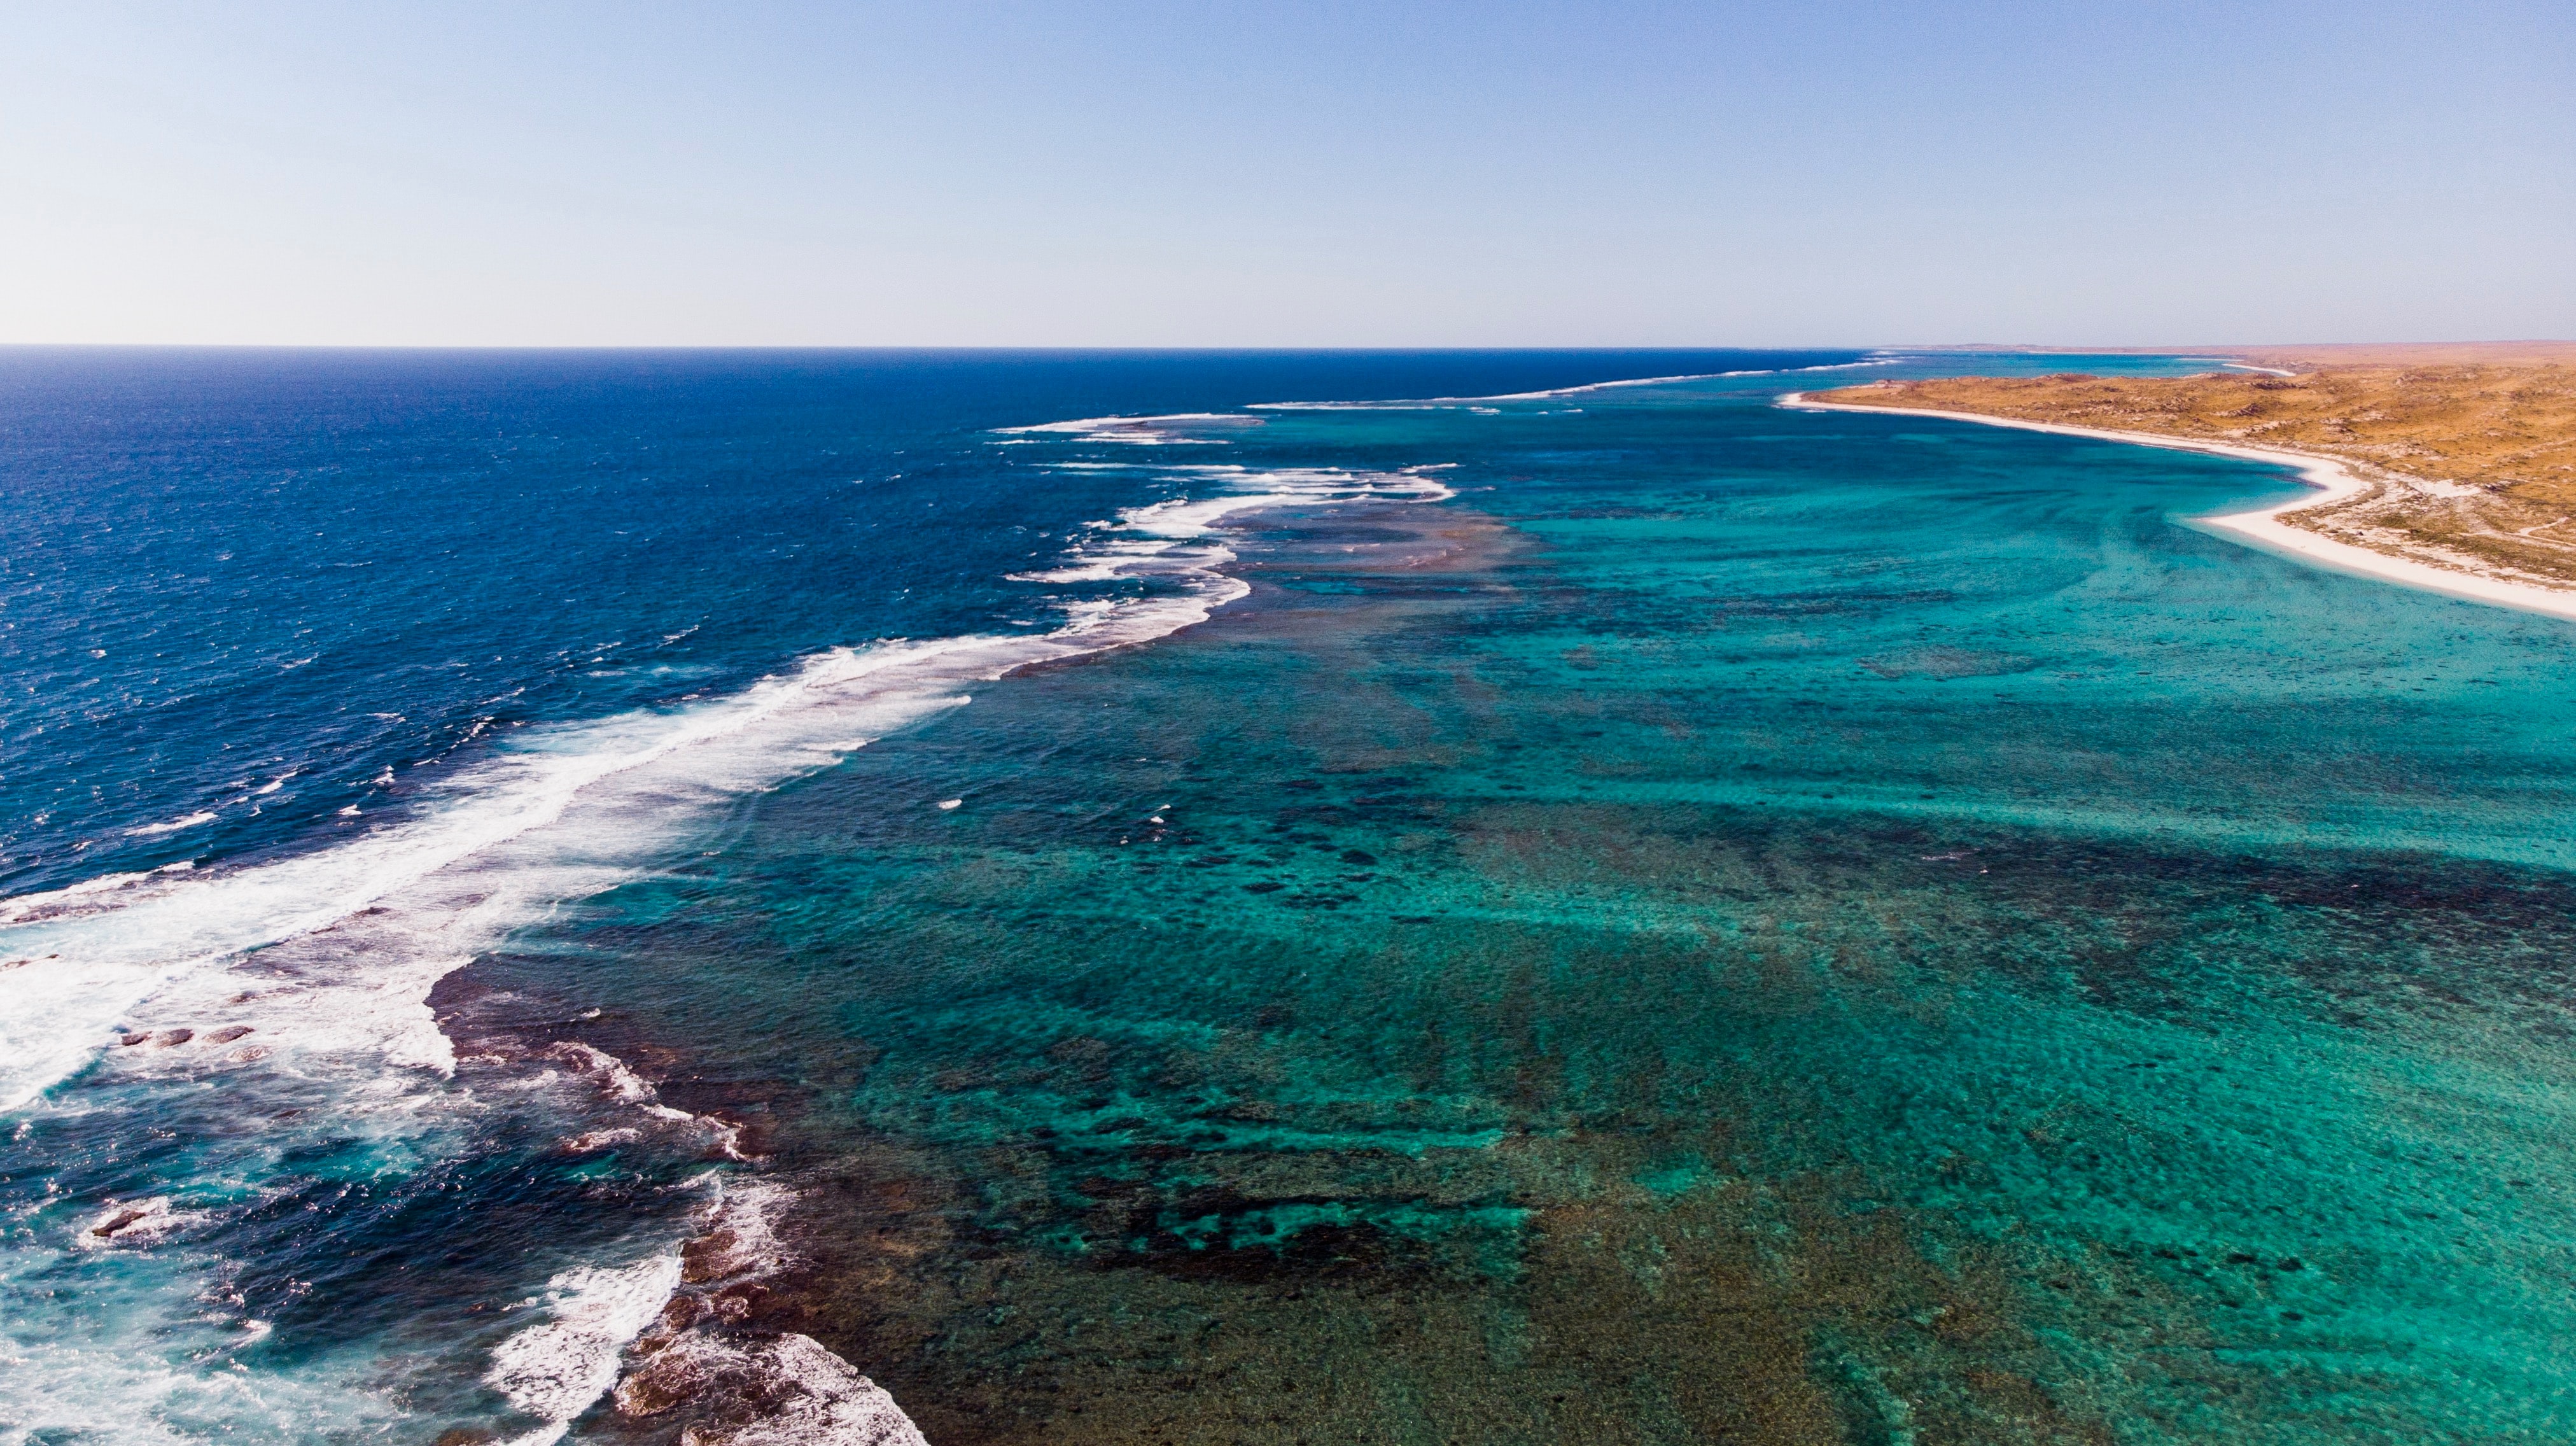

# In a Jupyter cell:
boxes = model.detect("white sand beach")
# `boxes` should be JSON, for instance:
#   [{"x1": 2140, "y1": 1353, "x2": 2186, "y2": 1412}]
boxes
[{"x1": 1781, "y1": 392, "x2": 2576, "y2": 623}]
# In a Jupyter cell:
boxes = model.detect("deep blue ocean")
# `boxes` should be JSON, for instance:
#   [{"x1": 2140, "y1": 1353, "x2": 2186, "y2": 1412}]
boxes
[
  {"x1": 4, "y1": 349, "x2": 1845, "y2": 899},
  {"x1": 7, "y1": 349, "x2": 2576, "y2": 1445}
]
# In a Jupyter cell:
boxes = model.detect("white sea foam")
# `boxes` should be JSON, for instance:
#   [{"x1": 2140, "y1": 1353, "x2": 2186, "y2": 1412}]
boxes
[
  {"x1": 69, "y1": 1197, "x2": 209, "y2": 1252},
  {"x1": 123, "y1": 811, "x2": 217, "y2": 838},
  {"x1": 598, "y1": 1178, "x2": 924, "y2": 1445},
  {"x1": 550, "y1": 1041, "x2": 658, "y2": 1104},
  {"x1": 618, "y1": 1333, "x2": 928, "y2": 1446},
  {"x1": 1243, "y1": 357, "x2": 1901, "y2": 411},
  {"x1": 684, "y1": 1177, "x2": 797, "y2": 1284},
  {"x1": 0, "y1": 1219, "x2": 402, "y2": 1444},
  {"x1": 0, "y1": 1329, "x2": 393, "y2": 1446},
  {"x1": 1009, "y1": 465, "x2": 1453, "y2": 584},
  {"x1": 483, "y1": 1134, "x2": 808, "y2": 1446},
  {"x1": 538, "y1": 1041, "x2": 751, "y2": 1159},
  {"x1": 0, "y1": 656, "x2": 960, "y2": 1114},
  {"x1": 991, "y1": 411, "x2": 1263, "y2": 444},
  {"x1": 486, "y1": 1253, "x2": 686, "y2": 1445}
]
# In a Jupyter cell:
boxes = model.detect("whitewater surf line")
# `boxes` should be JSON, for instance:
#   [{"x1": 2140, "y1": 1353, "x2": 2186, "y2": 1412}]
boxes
[
  {"x1": 0, "y1": 452, "x2": 1456, "y2": 1443},
  {"x1": 1242, "y1": 356, "x2": 1903, "y2": 410},
  {"x1": 0, "y1": 464, "x2": 1453, "y2": 1113}
]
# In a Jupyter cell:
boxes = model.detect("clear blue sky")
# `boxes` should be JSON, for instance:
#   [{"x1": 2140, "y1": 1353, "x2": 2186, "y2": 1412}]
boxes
[{"x1": 3, "y1": 1, "x2": 2568, "y2": 346}]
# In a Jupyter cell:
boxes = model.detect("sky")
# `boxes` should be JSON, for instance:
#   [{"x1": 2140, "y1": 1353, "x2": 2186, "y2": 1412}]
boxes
[{"x1": 1, "y1": 1, "x2": 2569, "y2": 347}]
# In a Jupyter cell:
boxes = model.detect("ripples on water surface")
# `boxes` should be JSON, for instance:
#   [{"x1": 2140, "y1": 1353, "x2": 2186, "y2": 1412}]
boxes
[{"x1": 6, "y1": 349, "x2": 2576, "y2": 1445}]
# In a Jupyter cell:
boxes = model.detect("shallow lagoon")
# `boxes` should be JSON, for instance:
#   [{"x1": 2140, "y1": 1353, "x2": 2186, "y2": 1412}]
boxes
[{"x1": 10, "y1": 356, "x2": 2576, "y2": 1443}]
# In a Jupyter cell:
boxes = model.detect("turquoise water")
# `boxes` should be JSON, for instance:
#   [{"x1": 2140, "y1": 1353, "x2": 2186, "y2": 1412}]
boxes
[
  {"x1": 10, "y1": 354, "x2": 2576, "y2": 1443},
  {"x1": 542, "y1": 372, "x2": 2576, "y2": 1442}
]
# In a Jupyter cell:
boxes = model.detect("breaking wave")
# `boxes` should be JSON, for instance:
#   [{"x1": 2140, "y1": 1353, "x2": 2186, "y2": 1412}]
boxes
[{"x1": 0, "y1": 462, "x2": 1452, "y2": 1116}]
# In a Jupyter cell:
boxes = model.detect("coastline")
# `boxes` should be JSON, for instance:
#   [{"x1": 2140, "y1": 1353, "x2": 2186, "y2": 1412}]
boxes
[
  {"x1": 22, "y1": 354, "x2": 2576, "y2": 1443},
  {"x1": 1780, "y1": 391, "x2": 2576, "y2": 624}
]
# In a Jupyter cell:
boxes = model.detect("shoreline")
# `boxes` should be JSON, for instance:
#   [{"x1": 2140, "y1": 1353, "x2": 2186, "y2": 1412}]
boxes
[{"x1": 1779, "y1": 391, "x2": 2576, "y2": 624}]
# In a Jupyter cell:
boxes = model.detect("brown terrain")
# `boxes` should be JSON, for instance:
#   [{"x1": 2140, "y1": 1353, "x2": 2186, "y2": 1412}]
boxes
[{"x1": 1817, "y1": 343, "x2": 2576, "y2": 588}]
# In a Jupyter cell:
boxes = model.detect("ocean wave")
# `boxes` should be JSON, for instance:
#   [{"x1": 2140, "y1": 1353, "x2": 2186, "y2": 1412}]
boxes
[
  {"x1": 990, "y1": 412, "x2": 1266, "y2": 444},
  {"x1": 486, "y1": 1253, "x2": 686, "y2": 1445},
  {"x1": 0, "y1": 646, "x2": 977, "y2": 1114},
  {"x1": 1243, "y1": 356, "x2": 1903, "y2": 411},
  {"x1": 475, "y1": 1170, "x2": 925, "y2": 1446},
  {"x1": 616, "y1": 1333, "x2": 926, "y2": 1446},
  {"x1": 0, "y1": 463, "x2": 1453, "y2": 1116},
  {"x1": 542, "y1": 1041, "x2": 753, "y2": 1160},
  {"x1": 1010, "y1": 465, "x2": 1455, "y2": 582},
  {"x1": 123, "y1": 811, "x2": 218, "y2": 839},
  {"x1": 69, "y1": 1197, "x2": 211, "y2": 1252},
  {"x1": 605, "y1": 1178, "x2": 927, "y2": 1446},
  {"x1": 0, "y1": 454, "x2": 1448, "y2": 1445},
  {"x1": 0, "y1": 1323, "x2": 392, "y2": 1446}
]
